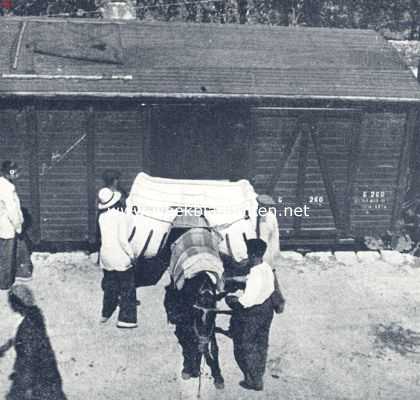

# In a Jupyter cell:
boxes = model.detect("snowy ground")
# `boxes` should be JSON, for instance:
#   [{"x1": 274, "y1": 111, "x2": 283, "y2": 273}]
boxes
[{"x1": 1, "y1": 250, "x2": 420, "y2": 400}]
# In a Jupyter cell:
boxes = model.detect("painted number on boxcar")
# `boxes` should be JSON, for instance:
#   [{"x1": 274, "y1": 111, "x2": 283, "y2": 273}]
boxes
[{"x1": 360, "y1": 190, "x2": 388, "y2": 210}]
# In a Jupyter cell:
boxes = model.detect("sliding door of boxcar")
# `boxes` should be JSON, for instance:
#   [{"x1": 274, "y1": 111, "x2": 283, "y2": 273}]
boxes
[
  {"x1": 250, "y1": 108, "x2": 362, "y2": 241},
  {"x1": 37, "y1": 105, "x2": 147, "y2": 244},
  {"x1": 37, "y1": 108, "x2": 89, "y2": 242},
  {"x1": 351, "y1": 111, "x2": 408, "y2": 236}
]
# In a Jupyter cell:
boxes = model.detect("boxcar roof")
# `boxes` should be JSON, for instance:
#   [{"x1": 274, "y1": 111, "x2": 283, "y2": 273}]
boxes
[{"x1": 1, "y1": 17, "x2": 420, "y2": 102}]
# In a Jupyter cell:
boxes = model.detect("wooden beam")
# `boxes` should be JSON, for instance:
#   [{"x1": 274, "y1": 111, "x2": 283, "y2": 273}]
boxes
[
  {"x1": 3, "y1": 91, "x2": 420, "y2": 104},
  {"x1": 86, "y1": 106, "x2": 96, "y2": 244},
  {"x1": 293, "y1": 121, "x2": 309, "y2": 233},
  {"x1": 311, "y1": 124, "x2": 343, "y2": 233},
  {"x1": 142, "y1": 104, "x2": 152, "y2": 174},
  {"x1": 268, "y1": 125, "x2": 303, "y2": 197},
  {"x1": 391, "y1": 107, "x2": 418, "y2": 229},
  {"x1": 25, "y1": 105, "x2": 41, "y2": 243},
  {"x1": 11, "y1": 21, "x2": 27, "y2": 70},
  {"x1": 247, "y1": 109, "x2": 258, "y2": 185},
  {"x1": 344, "y1": 113, "x2": 363, "y2": 236}
]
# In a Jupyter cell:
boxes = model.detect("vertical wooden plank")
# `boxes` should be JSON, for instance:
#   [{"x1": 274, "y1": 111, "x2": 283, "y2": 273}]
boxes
[
  {"x1": 86, "y1": 106, "x2": 96, "y2": 244},
  {"x1": 391, "y1": 107, "x2": 418, "y2": 229},
  {"x1": 293, "y1": 120, "x2": 309, "y2": 232},
  {"x1": 143, "y1": 104, "x2": 153, "y2": 174},
  {"x1": 311, "y1": 123, "x2": 343, "y2": 233},
  {"x1": 247, "y1": 108, "x2": 258, "y2": 184},
  {"x1": 268, "y1": 128, "x2": 302, "y2": 197},
  {"x1": 344, "y1": 112, "x2": 363, "y2": 236},
  {"x1": 25, "y1": 105, "x2": 40, "y2": 243}
]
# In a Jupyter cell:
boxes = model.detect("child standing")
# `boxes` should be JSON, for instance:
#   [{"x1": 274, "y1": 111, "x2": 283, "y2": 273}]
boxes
[{"x1": 97, "y1": 188, "x2": 137, "y2": 329}]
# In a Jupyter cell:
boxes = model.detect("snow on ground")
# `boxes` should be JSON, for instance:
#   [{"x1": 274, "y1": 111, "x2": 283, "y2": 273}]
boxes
[{"x1": 1, "y1": 251, "x2": 420, "y2": 400}]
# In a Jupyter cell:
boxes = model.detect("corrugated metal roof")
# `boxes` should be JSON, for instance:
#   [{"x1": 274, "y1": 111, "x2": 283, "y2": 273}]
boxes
[{"x1": 0, "y1": 17, "x2": 420, "y2": 101}]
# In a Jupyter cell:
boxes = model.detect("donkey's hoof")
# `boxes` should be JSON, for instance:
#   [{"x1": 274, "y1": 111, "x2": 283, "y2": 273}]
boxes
[
  {"x1": 214, "y1": 379, "x2": 225, "y2": 390},
  {"x1": 181, "y1": 371, "x2": 192, "y2": 380}
]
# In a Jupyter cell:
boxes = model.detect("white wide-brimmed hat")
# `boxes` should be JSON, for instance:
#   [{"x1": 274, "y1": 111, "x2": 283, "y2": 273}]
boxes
[
  {"x1": 256, "y1": 194, "x2": 276, "y2": 206},
  {"x1": 98, "y1": 188, "x2": 122, "y2": 210}
]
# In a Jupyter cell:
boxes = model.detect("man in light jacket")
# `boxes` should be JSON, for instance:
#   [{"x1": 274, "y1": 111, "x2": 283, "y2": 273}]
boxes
[
  {"x1": 226, "y1": 238, "x2": 275, "y2": 391},
  {"x1": 0, "y1": 161, "x2": 24, "y2": 290},
  {"x1": 97, "y1": 188, "x2": 137, "y2": 328}
]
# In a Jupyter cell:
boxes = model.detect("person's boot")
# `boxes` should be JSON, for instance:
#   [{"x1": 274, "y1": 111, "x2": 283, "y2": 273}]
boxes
[
  {"x1": 181, "y1": 369, "x2": 192, "y2": 380},
  {"x1": 116, "y1": 321, "x2": 138, "y2": 329}
]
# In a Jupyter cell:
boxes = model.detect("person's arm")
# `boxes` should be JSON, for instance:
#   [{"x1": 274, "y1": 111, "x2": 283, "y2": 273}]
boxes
[
  {"x1": 238, "y1": 269, "x2": 263, "y2": 308},
  {"x1": 118, "y1": 215, "x2": 135, "y2": 262},
  {"x1": 270, "y1": 211, "x2": 280, "y2": 253},
  {"x1": 3, "y1": 189, "x2": 23, "y2": 234},
  {"x1": 267, "y1": 212, "x2": 280, "y2": 267}
]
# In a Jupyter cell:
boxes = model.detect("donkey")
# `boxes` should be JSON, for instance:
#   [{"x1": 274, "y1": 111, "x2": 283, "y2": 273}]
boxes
[{"x1": 164, "y1": 270, "x2": 226, "y2": 389}]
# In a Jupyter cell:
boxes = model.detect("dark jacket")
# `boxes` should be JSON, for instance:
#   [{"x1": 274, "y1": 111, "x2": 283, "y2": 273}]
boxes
[{"x1": 8, "y1": 307, "x2": 66, "y2": 400}]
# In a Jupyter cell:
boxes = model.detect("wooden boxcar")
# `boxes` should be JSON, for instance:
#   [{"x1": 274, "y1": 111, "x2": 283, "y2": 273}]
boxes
[{"x1": 1, "y1": 17, "x2": 420, "y2": 249}]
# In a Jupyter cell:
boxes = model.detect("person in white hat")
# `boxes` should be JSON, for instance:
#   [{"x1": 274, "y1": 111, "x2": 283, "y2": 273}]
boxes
[
  {"x1": 97, "y1": 188, "x2": 137, "y2": 328},
  {"x1": 255, "y1": 194, "x2": 280, "y2": 268}
]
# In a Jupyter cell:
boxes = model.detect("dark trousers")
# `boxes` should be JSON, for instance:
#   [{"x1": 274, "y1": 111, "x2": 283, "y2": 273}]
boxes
[
  {"x1": 230, "y1": 297, "x2": 274, "y2": 387},
  {"x1": 174, "y1": 324, "x2": 202, "y2": 376},
  {"x1": 7, "y1": 382, "x2": 67, "y2": 400},
  {"x1": 101, "y1": 268, "x2": 137, "y2": 323},
  {"x1": 0, "y1": 238, "x2": 16, "y2": 290},
  {"x1": 16, "y1": 235, "x2": 33, "y2": 278}
]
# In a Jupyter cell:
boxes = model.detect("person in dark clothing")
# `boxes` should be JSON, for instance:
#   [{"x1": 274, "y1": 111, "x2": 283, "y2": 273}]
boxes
[
  {"x1": 0, "y1": 285, "x2": 67, "y2": 400},
  {"x1": 226, "y1": 238, "x2": 275, "y2": 391},
  {"x1": 15, "y1": 207, "x2": 34, "y2": 282}
]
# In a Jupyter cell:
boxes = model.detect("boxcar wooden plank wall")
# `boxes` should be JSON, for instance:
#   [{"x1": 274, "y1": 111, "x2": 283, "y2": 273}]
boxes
[
  {"x1": 351, "y1": 111, "x2": 407, "y2": 236},
  {"x1": 37, "y1": 109, "x2": 89, "y2": 242},
  {"x1": 250, "y1": 109, "x2": 299, "y2": 233},
  {"x1": 0, "y1": 101, "x2": 417, "y2": 247},
  {"x1": 249, "y1": 107, "x2": 411, "y2": 241},
  {"x1": 0, "y1": 104, "x2": 148, "y2": 245},
  {"x1": 94, "y1": 106, "x2": 147, "y2": 207},
  {"x1": 94, "y1": 108, "x2": 146, "y2": 194}
]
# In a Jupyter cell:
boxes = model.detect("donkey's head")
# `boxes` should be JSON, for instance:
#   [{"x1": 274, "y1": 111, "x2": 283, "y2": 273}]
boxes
[{"x1": 191, "y1": 272, "x2": 218, "y2": 353}]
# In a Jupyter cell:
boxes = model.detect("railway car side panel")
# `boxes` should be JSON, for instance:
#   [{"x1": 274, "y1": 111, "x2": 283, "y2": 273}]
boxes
[{"x1": 351, "y1": 111, "x2": 407, "y2": 236}]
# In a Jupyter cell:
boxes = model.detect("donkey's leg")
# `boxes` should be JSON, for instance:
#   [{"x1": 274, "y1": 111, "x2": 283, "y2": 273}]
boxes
[{"x1": 205, "y1": 335, "x2": 224, "y2": 389}]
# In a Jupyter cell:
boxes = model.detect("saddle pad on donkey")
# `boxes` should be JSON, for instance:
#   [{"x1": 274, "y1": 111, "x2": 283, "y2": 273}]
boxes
[{"x1": 169, "y1": 228, "x2": 224, "y2": 290}]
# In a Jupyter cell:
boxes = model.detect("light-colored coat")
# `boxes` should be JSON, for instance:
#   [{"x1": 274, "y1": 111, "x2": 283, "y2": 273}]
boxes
[
  {"x1": 98, "y1": 208, "x2": 135, "y2": 271},
  {"x1": 0, "y1": 176, "x2": 23, "y2": 239}
]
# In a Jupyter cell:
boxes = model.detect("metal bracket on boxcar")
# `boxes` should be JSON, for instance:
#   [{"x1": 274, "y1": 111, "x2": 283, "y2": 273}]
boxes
[{"x1": 40, "y1": 134, "x2": 87, "y2": 176}]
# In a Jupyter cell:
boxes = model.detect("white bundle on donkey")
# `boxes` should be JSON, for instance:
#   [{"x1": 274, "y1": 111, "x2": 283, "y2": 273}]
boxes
[{"x1": 126, "y1": 172, "x2": 259, "y2": 262}]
